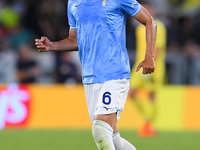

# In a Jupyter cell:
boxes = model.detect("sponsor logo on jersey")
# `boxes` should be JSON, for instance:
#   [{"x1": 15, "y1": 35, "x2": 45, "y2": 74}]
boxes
[
  {"x1": 132, "y1": 0, "x2": 136, "y2": 7},
  {"x1": 102, "y1": 0, "x2": 107, "y2": 7},
  {"x1": 103, "y1": 107, "x2": 112, "y2": 111}
]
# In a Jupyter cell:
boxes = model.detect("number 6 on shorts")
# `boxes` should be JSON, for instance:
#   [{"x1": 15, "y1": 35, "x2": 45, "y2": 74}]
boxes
[{"x1": 102, "y1": 92, "x2": 111, "y2": 105}]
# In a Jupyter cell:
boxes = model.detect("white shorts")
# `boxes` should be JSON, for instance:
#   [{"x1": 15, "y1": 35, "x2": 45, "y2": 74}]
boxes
[{"x1": 84, "y1": 79, "x2": 130, "y2": 123}]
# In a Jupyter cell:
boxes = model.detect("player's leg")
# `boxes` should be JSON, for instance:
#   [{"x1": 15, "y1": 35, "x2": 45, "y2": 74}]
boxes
[
  {"x1": 130, "y1": 88, "x2": 150, "y2": 137},
  {"x1": 149, "y1": 91, "x2": 156, "y2": 122},
  {"x1": 129, "y1": 71, "x2": 147, "y2": 118},
  {"x1": 93, "y1": 113, "x2": 136, "y2": 150},
  {"x1": 93, "y1": 81, "x2": 136, "y2": 150},
  {"x1": 129, "y1": 88, "x2": 146, "y2": 117},
  {"x1": 130, "y1": 87, "x2": 156, "y2": 136},
  {"x1": 142, "y1": 72, "x2": 164, "y2": 137},
  {"x1": 92, "y1": 113, "x2": 117, "y2": 150},
  {"x1": 138, "y1": 74, "x2": 159, "y2": 137},
  {"x1": 84, "y1": 83, "x2": 117, "y2": 150},
  {"x1": 112, "y1": 124, "x2": 136, "y2": 150},
  {"x1": 149, "y1": 69, "x2": 164, "y2": 124},
  {"x1": 85, "y1": 79, "x2": 136, "y2": 150},
  {"x1": 136, "y1": 90, "x2": 157, "y2": 137}
]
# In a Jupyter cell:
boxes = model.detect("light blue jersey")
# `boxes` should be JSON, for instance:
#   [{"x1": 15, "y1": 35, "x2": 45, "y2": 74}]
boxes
[{"x1": 68, "y1": 0, "x2": 141, "y2": 84}]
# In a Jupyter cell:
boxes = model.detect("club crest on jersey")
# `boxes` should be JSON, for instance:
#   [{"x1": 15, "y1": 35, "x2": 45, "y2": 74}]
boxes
[
  {"x1": 102, "y1": 0, "x2": 107, "y2": 7},
  {"x1": 132, "y1": 0, "x2": 136, "y2": 7}
]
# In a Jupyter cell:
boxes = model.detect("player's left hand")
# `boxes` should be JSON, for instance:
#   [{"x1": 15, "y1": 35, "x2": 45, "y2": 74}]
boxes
[{"x1": 136, "y1": 54, "x2": 155, "y2": 75}]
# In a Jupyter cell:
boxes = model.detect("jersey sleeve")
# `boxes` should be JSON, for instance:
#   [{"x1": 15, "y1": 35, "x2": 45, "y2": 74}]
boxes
[
  {"x1": 67, "y1": 1, "x2": 77, "y2": 29},
  {"x1": 119, "y1": 0, "x2": 141, "y2": 16}
]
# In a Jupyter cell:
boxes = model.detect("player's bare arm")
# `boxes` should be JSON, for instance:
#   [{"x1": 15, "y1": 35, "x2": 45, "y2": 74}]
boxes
[
  {"x1": 35, "y1": 29, "x2": 78, "y2": 52},
  {"x1": 134, "y1": 6, "x2": 157, "y2": 75}
]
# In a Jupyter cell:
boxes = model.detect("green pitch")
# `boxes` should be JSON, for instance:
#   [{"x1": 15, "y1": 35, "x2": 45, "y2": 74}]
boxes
[{"x1": 0, "y1": 129, "x2": 199, "y2": 150}]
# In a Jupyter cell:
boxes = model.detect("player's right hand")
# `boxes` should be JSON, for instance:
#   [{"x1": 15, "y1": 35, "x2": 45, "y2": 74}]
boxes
[
  {"x1": 35, "y1": 37, "x2": 52, "y2": 52},
  {"x1": 136, "y1": 54, "x2": 155, "y2": 75}
]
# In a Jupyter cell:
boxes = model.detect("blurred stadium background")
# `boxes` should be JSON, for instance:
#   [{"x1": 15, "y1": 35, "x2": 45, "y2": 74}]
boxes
[{"x1": 0, "y1": 0, "x2": 200, "y2": 150}]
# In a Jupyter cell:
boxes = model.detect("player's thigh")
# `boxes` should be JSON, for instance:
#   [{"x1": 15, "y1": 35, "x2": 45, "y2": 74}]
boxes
[
  {"x1": 94, "y1": 113, "x2": 118, "y2": 130},
  {"x1": 84, "y1": 83, "x2": 100, "y2": 123}
]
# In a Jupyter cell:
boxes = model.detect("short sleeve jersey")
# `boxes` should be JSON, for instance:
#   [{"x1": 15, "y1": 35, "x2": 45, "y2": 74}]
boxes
[{"x1": 68, "y1": 0, "x2": 141, "y2": 84}]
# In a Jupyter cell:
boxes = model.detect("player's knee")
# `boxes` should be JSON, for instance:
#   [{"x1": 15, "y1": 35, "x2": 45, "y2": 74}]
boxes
[
  {"x1": 149, "y1": 92, "x2": 155, "y2": 101},
  {"x1": 129, "y1": 88, "x2": 137, "y2": 99},
  {"x1": 129, "y1": 93, "x2": 137, "y2": 100},
  {"x1": 94, "y1": 113, "x2": 117, "y2": 129}
]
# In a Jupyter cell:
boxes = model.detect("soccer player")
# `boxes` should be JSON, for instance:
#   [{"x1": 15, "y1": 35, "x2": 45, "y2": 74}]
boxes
[
  {"x1": 35, "y1": 0, "x2": 157, "y2": 149},
  {"x1": 129, "y1": 1, "x2": 167, "y2": 137}
]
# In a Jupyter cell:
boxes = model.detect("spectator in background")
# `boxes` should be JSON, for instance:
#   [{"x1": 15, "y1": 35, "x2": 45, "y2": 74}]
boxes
[
  {"x1": 0, "y1": 38, "x2": 17, "y2": 83},
  {"x1": 177, "y1": 16, "x2": 196, "y2": 45},
  {"x1": 56, "y1": 52, "x2": 80, "y2": 84},
  {"x1": 183, "y1": 40, "x2": 200, "y2": 85},
  {"x1": 25, "y1": 0, "x2": 67, "y2": 41},
  {"x1": 8, "y1": 22, "x2": 34, "y2": 50},
  {"x1": 35, "y1": 50, "x2": 57, "y2": 84},
  {"x1": 16, "y1": 44, "x2": 40, "y2": 83},
  {"x1": 165, "y1": 42, "x2": 185, "y2": 84}
]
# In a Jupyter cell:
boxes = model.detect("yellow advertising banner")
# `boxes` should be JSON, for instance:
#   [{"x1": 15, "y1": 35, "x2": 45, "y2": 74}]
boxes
[
  {"x1": 0, "y1": 84, "x2": 200, "y2": 130},
  {"x1": 28, "y1": 84, "x2": 91, "y2": 129}
]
